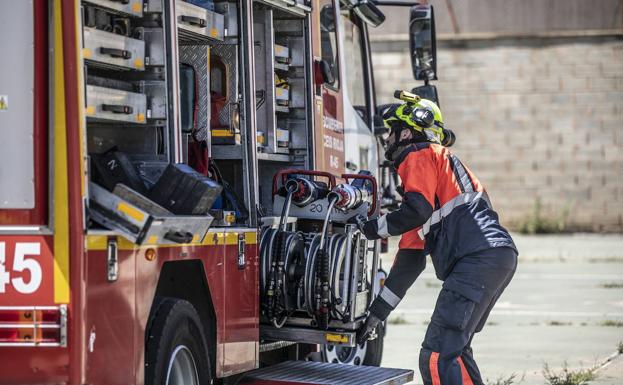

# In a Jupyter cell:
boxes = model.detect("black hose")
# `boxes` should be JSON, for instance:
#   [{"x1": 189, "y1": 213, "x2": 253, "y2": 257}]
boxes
[
  {"x1": 268, "y1": 184, "x2": 297, "y2": 326},
  {"x1": 316, "y1": 195, "x2": 338, "y2": 330}
]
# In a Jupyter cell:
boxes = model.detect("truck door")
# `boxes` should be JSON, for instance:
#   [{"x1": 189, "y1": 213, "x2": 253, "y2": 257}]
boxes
[
  {"x1": 312, "y1": 0, "x2": 345, "y2": 175},
  {"x1": 340, "y1": 12, "x2": 378, "y2": 176},
  {"x1": 0, "y1": 0, "x2": 48, "y2": 226}
]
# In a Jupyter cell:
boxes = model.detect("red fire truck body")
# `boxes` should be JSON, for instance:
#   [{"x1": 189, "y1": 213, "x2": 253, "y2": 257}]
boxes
[{"x1": 0, "y1": 0, "x2": 437, "y2": 383}]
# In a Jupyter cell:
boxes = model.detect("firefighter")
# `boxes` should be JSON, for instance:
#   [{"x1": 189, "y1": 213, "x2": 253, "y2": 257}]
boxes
[{"x1": 356, "y1": 93, "x2": 518, "y2": 385}]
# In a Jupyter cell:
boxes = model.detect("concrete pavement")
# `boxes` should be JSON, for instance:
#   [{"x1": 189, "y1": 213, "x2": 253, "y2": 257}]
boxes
[
  {"x1": 380, "y1": 233, "x2": 623, "y2": 385},
  {"x1": 591, "y1": 355, "x2": 623, "y2": 385}
]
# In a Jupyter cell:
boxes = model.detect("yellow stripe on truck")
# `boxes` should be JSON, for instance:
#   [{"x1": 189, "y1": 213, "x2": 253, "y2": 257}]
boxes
[
  {"x1": 52, "y1": 0, "x2": 70, "y2": 304},
  {"x1": 85, "y1": 230, "x2": 258, "y2": 251}
]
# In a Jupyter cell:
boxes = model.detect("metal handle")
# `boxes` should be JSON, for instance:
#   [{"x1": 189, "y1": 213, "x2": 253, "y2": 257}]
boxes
[
  {"x1": 237, "y1": 234, "x2": 246, "y2": 270},
  {"x1": 164, "y1": 231, "x2": 194, "y2": 244},
  {"x1": 272, "y1": 169, "x2": 337, "y2": 196},
  {"x1": 102, "y1": 104, "x2": 133, "y2": 114},
  {"x1": 110, "y1": 0, "x2": 130, "y2": 3},
  {"x1": 100, "y1": 47, "x2": 132, "y2": 59},
  {"x1": 107, "y1": 239, "x2": 118, "y2": 282},
  {"x1": 180, "y1": 15, "x2": 206, "y2": 28}
]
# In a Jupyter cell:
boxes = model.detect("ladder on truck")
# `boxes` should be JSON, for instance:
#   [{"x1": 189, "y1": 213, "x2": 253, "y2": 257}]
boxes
[{"x1": 238, "y1": 361, "x2": 414, "y2": 385}]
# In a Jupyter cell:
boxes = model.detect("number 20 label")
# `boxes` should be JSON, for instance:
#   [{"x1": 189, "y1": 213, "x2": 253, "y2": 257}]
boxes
[{"x1": 0, "y1": 242, "x2": 42, "y2": 294}]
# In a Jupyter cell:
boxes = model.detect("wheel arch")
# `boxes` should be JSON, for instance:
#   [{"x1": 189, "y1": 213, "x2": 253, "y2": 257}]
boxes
[{"x1": 147, "y1": 259, "x2": 217, "y2": 379}]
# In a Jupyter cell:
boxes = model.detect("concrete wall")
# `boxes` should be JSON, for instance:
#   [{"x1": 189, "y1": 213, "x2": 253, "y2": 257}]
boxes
[
  {"x1": 371, "y1": 35, "x2": 623, "y2": 232},
  {"x1": 376, "y1": 0, "x2": 622, "y2": 37}
]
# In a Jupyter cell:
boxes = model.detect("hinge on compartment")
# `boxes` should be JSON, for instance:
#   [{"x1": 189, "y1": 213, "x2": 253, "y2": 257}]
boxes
[{"x1": 107, "y1": 239, "x2": 118, "y2": 282}]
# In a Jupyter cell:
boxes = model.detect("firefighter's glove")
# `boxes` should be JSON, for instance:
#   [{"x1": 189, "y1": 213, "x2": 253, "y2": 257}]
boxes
[
  {"x1": 351, "y1": 215, "x2": 380, "y2": 240},
  {"x1": 352, "y1": 214, "x2": 367, "y2": 232},
  {"x1": 356, "y1": 313, "x2": 382, "y2": 345}
]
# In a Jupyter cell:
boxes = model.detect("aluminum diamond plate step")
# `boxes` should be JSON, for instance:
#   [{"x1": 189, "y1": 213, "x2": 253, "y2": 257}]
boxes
[{"x1": 237, "y1": 361, "x2": 414, "y2": 385}]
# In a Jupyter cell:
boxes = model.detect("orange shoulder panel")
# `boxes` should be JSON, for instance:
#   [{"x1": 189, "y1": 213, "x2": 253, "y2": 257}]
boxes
[
  {"x1": 397, "y1": 148, "x2": 438, "y2": 207},
  {"x1": 429, "y1": 146, "x2": 460, "y2": 204}
]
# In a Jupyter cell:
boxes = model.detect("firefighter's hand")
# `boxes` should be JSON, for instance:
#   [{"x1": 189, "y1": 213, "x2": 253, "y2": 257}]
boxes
[
  {"x1": 352, "y1": 214, "x2": 367, "y2": 232},
  {"x1": 359, "y1": 216, "x2": 383, "y2": 240},
  {"x1": 352, "y1": 215, "x2": 379, "y2": 240},
  {"x1": 356, "y1": 313, "x2": 381, "y2": 345}
]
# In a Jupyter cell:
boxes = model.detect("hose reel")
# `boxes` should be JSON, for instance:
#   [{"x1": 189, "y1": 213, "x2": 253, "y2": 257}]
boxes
[{"x1": 261, "y1": 169, "x2": 379, "y2": 331}]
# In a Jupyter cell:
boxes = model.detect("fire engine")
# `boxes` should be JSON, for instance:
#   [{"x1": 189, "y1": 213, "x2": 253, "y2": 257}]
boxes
[{"x1": 0, "y1": 0, "x2": 438, "y2": 383}]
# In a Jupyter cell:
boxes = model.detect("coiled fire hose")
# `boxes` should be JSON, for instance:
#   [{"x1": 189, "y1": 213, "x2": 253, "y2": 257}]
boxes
[
  {"x1": 315, "y1": 194, "x2": 338, "y2": 330},
  {"x1": 267, "y1": 181, "x2": 298, "y2": 326}
]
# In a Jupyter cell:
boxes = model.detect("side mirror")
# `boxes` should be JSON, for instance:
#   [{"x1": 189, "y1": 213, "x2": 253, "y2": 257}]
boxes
[
  {"x1": 411, "y1": 84, "x2": 440, "y2": 106},
  {"x1": 409, "y1": 4, "x2": 437, "y2": 81},
  {"x1": 353, "y1": 0, "x2": 386, "y2": 28}
]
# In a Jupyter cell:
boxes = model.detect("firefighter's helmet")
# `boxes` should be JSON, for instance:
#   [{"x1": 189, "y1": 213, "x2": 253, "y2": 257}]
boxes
[
  {"x1": 383, "y1": 98, "x2": 445, "y2": 144},
  {"x1": 382, "y1": 95, "x2": 455, "y2": 161}
]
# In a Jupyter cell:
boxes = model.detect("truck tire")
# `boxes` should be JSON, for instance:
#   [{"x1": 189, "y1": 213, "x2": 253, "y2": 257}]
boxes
[
  {"x1": 145, "y1": 298, "x2": 212, "y2": 385},
  {"x1": 321, "y1": 322, "x2": 384, "y2": 367}
]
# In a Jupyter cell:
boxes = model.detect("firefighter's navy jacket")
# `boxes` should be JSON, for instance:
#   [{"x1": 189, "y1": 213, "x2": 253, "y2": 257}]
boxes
[{"x1": 363, "y1": 142, "x2": 516, "y2": 280}]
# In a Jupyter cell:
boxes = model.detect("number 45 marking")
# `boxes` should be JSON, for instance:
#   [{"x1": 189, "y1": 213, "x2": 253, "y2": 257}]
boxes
[{"x1": 0, "y1": 242, "x2": 42, "y2": 294}]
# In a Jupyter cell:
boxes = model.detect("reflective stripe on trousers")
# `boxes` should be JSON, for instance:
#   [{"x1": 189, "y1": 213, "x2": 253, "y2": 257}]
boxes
[{"x1": 423, "y1": 353, "x2": 476, "y2": 385}]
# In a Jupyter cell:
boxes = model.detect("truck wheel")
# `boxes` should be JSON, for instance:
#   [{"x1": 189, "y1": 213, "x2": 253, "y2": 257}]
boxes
[
  {"x1": 321, "y1": 323, "x2": 384, "y2": 366},
  {"x1": 145, "y1": 298, "x2": 212, "y2": 385}
]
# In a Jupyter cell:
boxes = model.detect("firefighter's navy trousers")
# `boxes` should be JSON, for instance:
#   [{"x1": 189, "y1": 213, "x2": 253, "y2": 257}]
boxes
[{"x1": 420, "y1": 246, "x2": 517, "y2": 385}]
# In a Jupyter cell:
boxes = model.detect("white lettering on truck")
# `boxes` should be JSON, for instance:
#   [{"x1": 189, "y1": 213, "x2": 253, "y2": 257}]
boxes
[{"x1": 0, "y1": 242, "x2": 42, "y2": 294}]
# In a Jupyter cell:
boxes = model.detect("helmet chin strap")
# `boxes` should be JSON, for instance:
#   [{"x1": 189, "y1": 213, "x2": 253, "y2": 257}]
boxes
[{"x1": 384, "y1": 139, "x2": 415, "y2": 161}]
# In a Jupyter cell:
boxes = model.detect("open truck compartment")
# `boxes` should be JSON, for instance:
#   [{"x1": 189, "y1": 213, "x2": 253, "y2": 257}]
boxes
[{"x1": 82, "y1": 0, "x2": 244, "y2": 241}]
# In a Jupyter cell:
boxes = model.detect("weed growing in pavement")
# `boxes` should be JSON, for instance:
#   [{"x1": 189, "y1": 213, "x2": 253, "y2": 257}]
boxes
[
  {"x1": 600, "y1": 282, "x2": 623, "y2": 288},
  {"x1": 547, "y1": 320, "x2": 572, "y2": 326},
  {"x1": 518, "y1": 198, "x2": 569, "y2": 234},
  {"x1": 486, "y1": 372, "x2": 524, "y2": 385},
  {"x1": 617, "y1": 341, "x2": 623, "y2": 354},
  {"x1": 387, "y1": 314, "x2": 409, "y2": 325},
  {"x1": 542, "y1": 363, "x2": 596, "y2": 385},
  {"x1": 600, "y1": 320, "x2": 623, "y2": 327}
]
